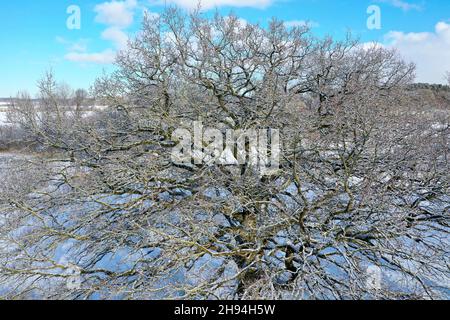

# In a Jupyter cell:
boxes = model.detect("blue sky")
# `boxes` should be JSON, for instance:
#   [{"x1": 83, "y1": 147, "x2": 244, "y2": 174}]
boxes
[{"x1": 1, "y1": 0, "x2": 449, "y2": 97}]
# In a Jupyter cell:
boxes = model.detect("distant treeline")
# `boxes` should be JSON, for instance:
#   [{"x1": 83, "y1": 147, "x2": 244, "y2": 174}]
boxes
[
  {"x1": 408, "y1": 83, "x2": 450, "y2": 92},
  {"x1": 0, "y1": 97, "x2": 97, "y2": 107}
]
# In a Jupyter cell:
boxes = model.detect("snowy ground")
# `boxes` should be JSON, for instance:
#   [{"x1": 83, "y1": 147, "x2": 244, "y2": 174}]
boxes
[
  {"x1": 0, "y1": 110, "x2": 8, "y2": 126},
  {"x1": 0, "y1": 105, "x2": 110, "y2": 127}
]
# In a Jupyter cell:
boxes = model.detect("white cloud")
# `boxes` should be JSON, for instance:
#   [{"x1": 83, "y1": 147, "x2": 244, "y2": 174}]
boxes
[
  {"x1": 56, "y1": 37, "x2": 89, "y2": 53},
  {"x1": 377, "y1": 0, "x2": 422, "y2": 11},
  {"x1": 95, "y1": 0, "x2": 138, "y2": 28},
  {"x1": 385, "y1": 21, "x2": 450, "y2": 83},
  {"x1": 102, "y1": 27, "x2": 129, "y2": 49},
  {"x1": 359, "y1": 41, "x2": 386, "y2": 51},
  {"x1": 65, "y1": 49, "x2": 117, "y2": 64},
  {"x1": 149, "y1": 0, "x2": 273, "y2": 10},
  {"x1": 284, "y1": 20, "x2": 319, "y2": 29},
  {"x1": 63, "y1": 0, "x2": 140, "y2": 65}
]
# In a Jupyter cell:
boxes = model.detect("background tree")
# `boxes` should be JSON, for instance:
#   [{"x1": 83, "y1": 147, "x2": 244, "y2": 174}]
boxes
[{"x1": 73, "y1": 89, "x2": 88, "y2": 112}]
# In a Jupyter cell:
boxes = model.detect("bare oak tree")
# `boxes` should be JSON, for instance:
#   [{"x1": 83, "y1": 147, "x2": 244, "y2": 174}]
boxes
[{"x1": 1, "y1": 9, "x2": 448, "y2": 300}]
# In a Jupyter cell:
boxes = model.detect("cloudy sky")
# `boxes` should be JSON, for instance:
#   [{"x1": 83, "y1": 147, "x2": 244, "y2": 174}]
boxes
[{"x1": 0, "y1": 0, "x2": 449, "y2": 97}]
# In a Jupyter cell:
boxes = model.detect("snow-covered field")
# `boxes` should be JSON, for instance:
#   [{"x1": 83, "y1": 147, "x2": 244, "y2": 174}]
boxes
[
  {"x1": 0, "y1": 105, "x2": 109, "y2": 127},
  {"x1": 0, "y1": 111, "x2": 8, "y2": 126}
]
